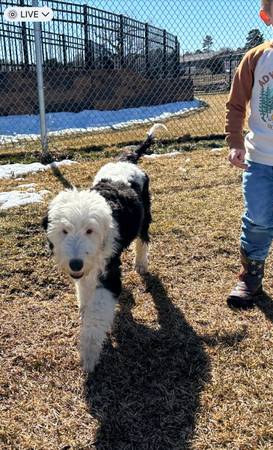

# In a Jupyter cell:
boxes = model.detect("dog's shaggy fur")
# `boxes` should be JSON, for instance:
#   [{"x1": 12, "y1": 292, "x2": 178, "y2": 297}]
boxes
[{"x1": 42, "y1": 124, "x2": 165, "y2": 372}]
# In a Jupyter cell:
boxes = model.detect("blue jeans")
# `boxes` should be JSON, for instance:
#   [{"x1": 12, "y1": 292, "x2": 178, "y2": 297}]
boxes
[{"x1": 241, "y1": 160, "x2": 273, "y2": 260}]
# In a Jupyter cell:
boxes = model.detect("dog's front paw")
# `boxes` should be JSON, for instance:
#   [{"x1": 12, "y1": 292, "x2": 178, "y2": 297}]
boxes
[
  {"x1": 81, "y1": 349, "x2": 100, "y2": 373},
  {"x1": 134, "y1": 262, "x2": 148, "y2": 275},
  {"x1": 80, "y1": 336, "x2": 102, "y2": 373},
  {"x1": 134, "y1": 241, "x2": 149, "y2": 275}
]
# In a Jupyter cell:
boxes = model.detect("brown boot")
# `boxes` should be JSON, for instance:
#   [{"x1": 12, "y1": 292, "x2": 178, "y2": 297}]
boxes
[{"x1": 227, "y1": 248, "x2": 264, "y2": 309}]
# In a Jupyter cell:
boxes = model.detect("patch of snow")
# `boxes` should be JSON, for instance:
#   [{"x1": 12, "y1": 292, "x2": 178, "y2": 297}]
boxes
[
  {"x1": 144, "y1": 151, "x2": 181, "y2": 159},
  {"x1": 0, "y1": 159, "x2": 76, "y2": 180},
  {"x1": 0, "y1": 100, "x2": 205, "y2": 144},
  {"x1": 0, "y1": 189, "x2": 50, "y2": 209},
  {"x1": 17, "y1": 183, "x2": 37, "y2": 190}
]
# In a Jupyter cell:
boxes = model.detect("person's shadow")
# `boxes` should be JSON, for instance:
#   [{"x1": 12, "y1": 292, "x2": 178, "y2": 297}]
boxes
[
  {"x1": 84, "y1": 273, "x2": 211, "y2": 449},
  {"x1": 256, "y1": 291, "x2": 273, "y2": 323}
]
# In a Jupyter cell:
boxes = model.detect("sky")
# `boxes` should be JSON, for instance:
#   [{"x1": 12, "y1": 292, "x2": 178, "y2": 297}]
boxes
[
  {"x1": 88, "y1": 0, "x2": 272, "y2": 53},
  {"x1": 1, "y1": 0, "x2": 272, "y2": 57}
]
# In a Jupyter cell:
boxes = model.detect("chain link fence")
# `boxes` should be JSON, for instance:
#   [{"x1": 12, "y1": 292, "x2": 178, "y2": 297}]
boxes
[{"x1": 0, "y1": 0, "x2": 269, "y2": 151}]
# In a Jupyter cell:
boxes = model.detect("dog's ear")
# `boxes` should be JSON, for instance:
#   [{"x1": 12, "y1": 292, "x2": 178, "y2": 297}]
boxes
[
  {"x1": 47, "y1": 239, "x2": 54, "y2": 255},
  {"x1": 41, "y1": 214, "x2": 49, "y2": 230},
  {"x1": 41, "y1": 214, "x2": 54, "y2": 255}
]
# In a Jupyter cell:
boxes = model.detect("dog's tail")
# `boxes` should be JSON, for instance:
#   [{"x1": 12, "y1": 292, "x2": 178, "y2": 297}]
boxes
[{"x1": 118, "y1": 123, "x2": 168, "y2": 164}]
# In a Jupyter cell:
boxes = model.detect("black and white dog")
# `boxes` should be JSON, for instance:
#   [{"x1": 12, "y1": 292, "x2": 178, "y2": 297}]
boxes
[{"x1": 43, "y1": 124, "x2": 166, "y2": 372}]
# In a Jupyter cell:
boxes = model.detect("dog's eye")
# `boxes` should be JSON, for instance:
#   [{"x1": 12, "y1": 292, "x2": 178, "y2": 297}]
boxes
[
  {"x1": 62, "y1": 229, "x2": 68, "y2": 235},
  {"x1": 86, "y1": 229, "x2": 93, "y2": 235}
]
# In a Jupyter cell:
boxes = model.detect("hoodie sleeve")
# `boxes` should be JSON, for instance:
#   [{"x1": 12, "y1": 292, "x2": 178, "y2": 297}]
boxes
[{"x1": 225, "y1": 43, "x2": 271, "y2": 149}]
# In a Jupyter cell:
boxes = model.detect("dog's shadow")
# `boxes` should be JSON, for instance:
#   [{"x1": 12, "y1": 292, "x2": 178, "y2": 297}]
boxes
[{"x1": 84, "y1": 274, "x2": 211, "y2": 449}]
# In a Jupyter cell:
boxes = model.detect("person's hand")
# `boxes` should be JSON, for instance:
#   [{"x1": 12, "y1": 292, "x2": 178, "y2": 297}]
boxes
[{"x1": 228, "y1": 148, "x2": 248, "y2": 169}]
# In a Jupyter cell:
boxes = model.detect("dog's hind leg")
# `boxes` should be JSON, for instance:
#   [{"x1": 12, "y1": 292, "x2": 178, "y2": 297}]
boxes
[
  {"x1": 134, "y1": 175, "x2": 151, "y2": 275},
  {"x1": 80, "y1": 287, "x2": 117, "y2": 373}
]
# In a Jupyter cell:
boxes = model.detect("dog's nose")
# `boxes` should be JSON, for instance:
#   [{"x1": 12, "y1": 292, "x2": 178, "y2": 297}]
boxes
[{"x1": 69, "y1": 258, "x2": 83, "y2": 272}]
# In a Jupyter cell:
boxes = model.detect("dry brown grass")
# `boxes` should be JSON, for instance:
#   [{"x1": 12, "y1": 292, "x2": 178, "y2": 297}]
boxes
[{"x1": 1, "y1": 139, "x2": 273, "y2": 449}]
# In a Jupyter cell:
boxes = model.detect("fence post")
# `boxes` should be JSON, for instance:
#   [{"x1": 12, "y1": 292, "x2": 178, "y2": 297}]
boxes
[
  {"x1": 84, "y1": 4, "x2": 92, "y2": 69},
  {"x1": 228, "y1": 54, "x2": 232, "y2": 90},
  {"x1": 33, "y1": 0, "x2": 48, "y2": 153},
  {"x1": 174, "y1": 36, "x2": 180, "y2": 77},
  {"x1": 20, "y1": 0, "x2": 29, "y2": 69},
  {"x1": 62, "y1": 34, "x2": 67, "y2": 66},
  {"x1": 119, "y1": 15, "x2": 125, "y2": 68},
  {"x1": 145, "y1": 23, "x2": 150, "y2": 75},
  {"x1": 163, "y1": 29, "x2": 167, "y2": 76}
]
